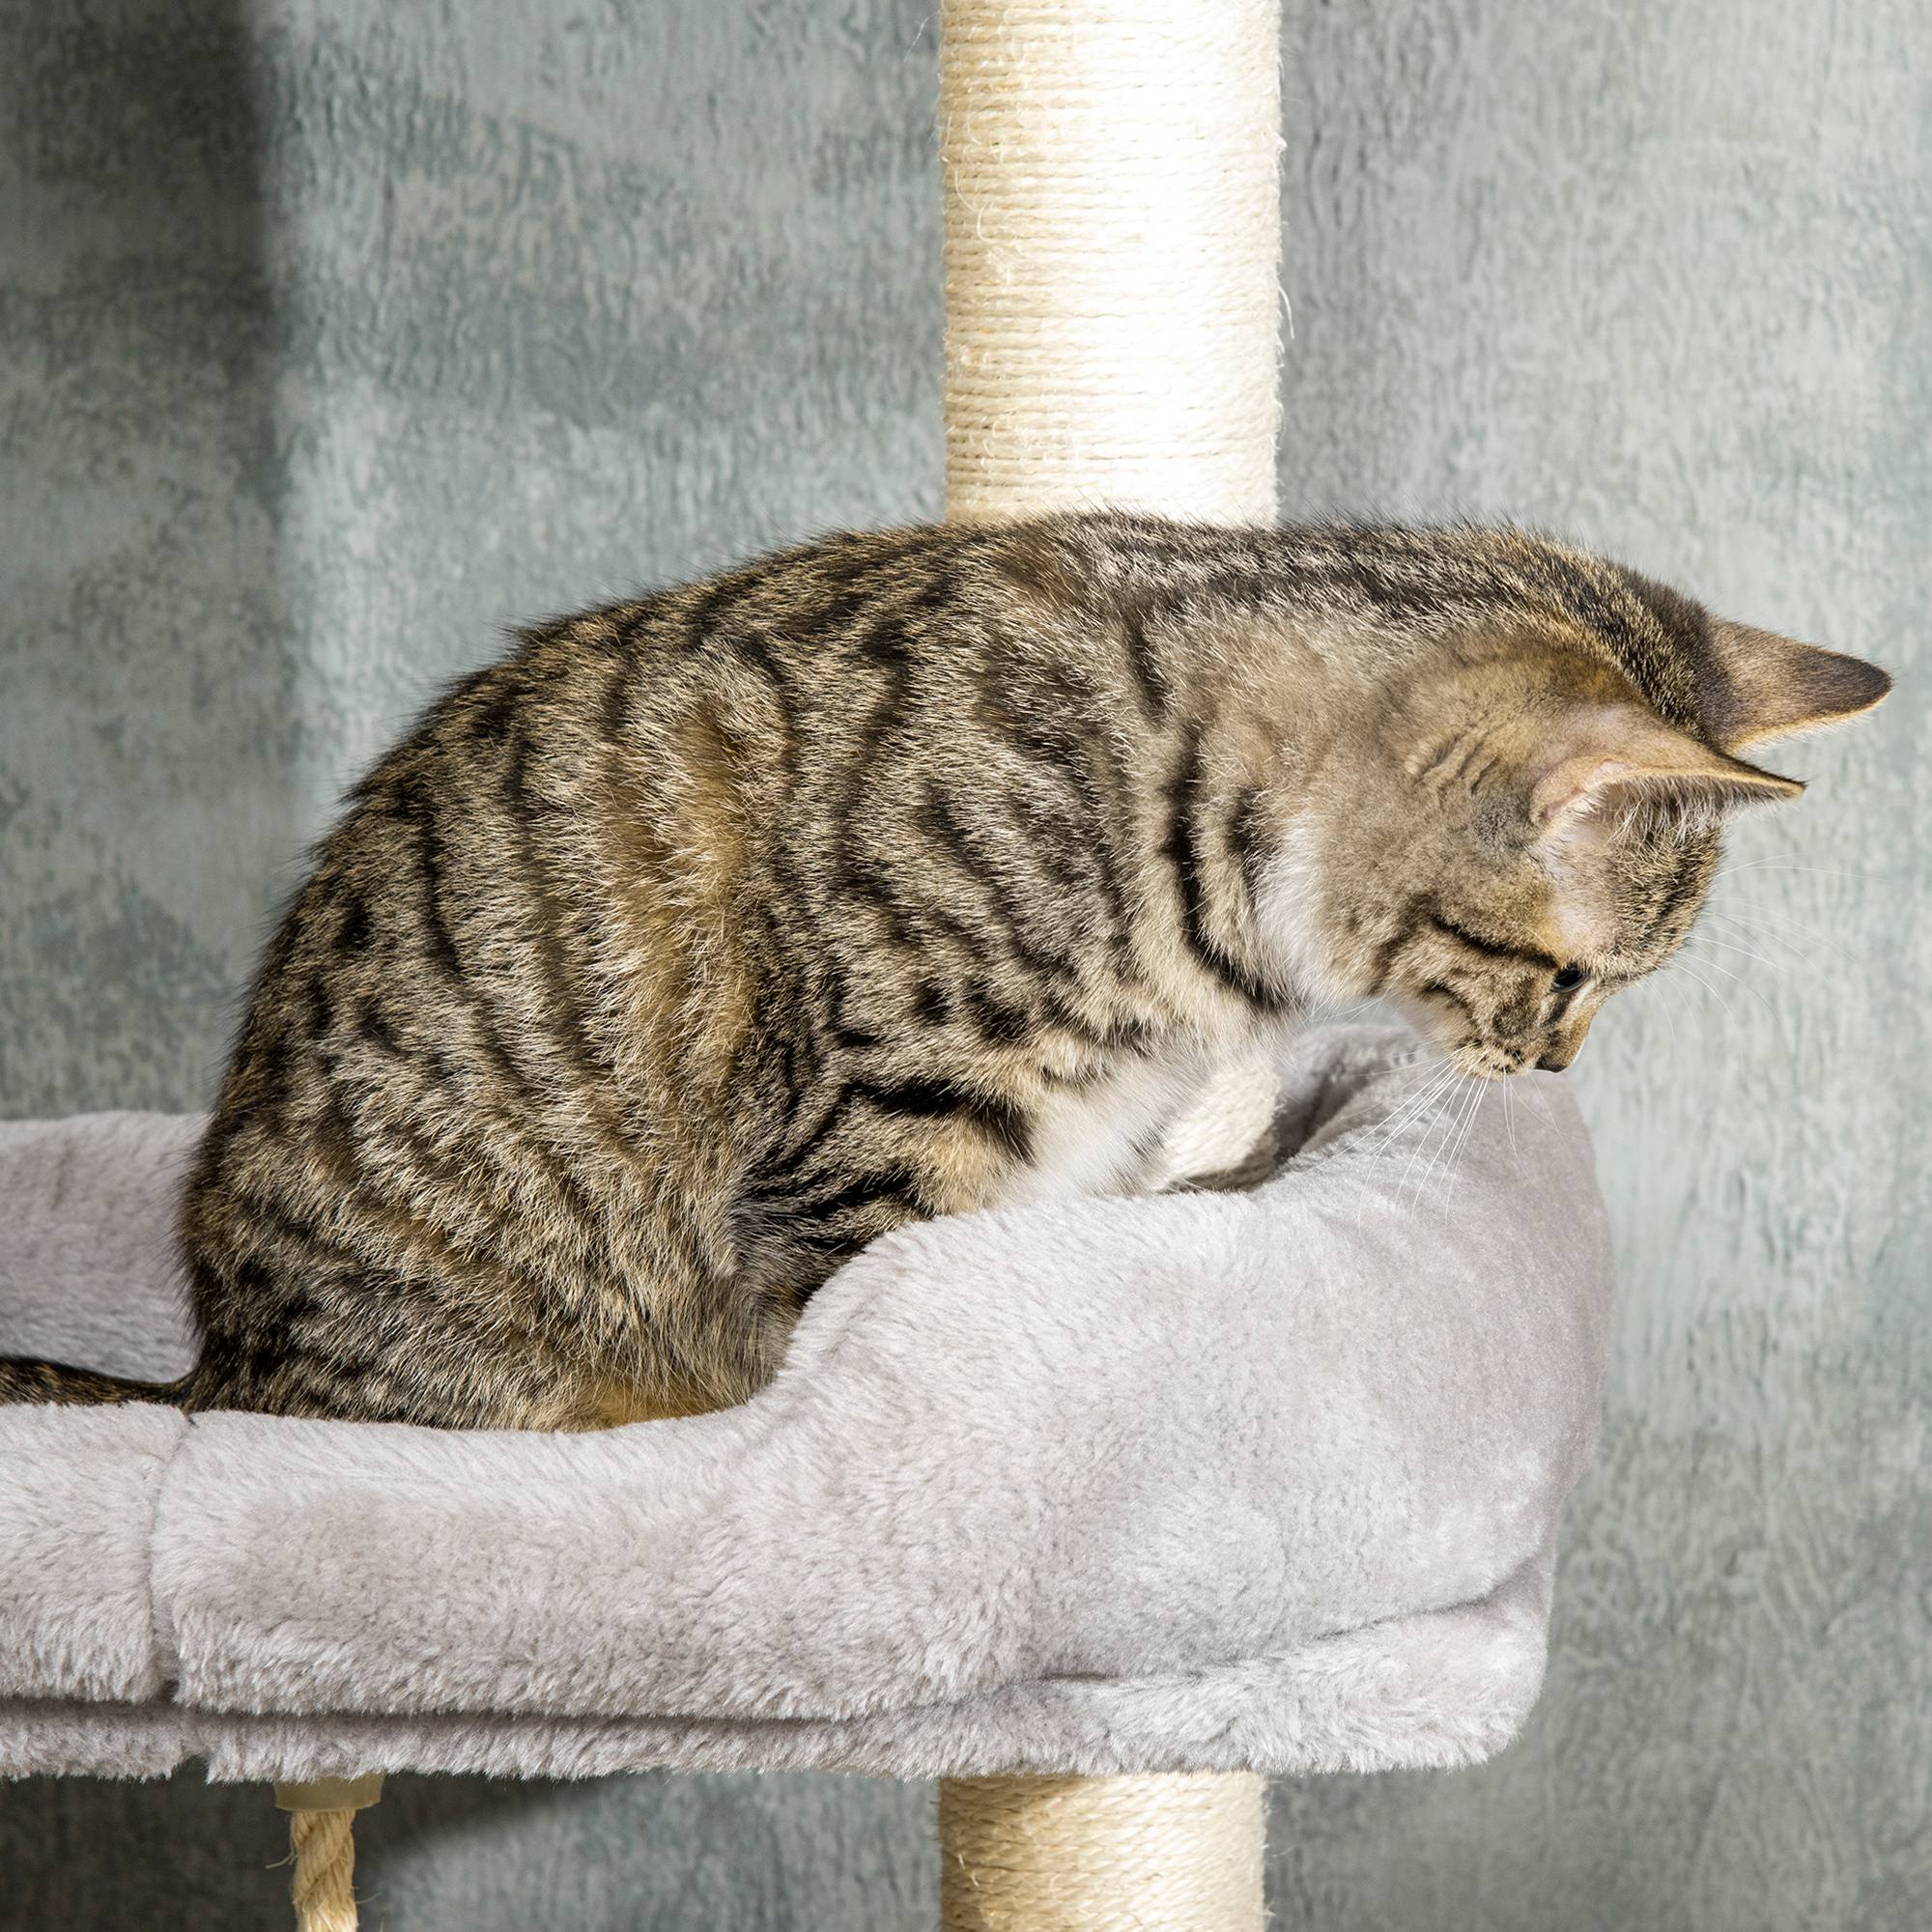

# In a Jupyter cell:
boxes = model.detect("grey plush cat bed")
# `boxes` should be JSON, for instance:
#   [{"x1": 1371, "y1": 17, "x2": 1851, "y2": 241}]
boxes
[{"x1": 0, "y1": 1027, "x2": 1611, "y2": 1787}]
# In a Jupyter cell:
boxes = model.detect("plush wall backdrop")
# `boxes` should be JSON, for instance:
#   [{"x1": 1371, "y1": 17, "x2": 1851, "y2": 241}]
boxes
[{"x1": 1, "y1": 1, "x2": 1924, "y2": 1927}]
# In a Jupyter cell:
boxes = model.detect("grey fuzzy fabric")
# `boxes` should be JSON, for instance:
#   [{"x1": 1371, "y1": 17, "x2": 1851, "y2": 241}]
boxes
[{"x1": 0, "y1": 1027, "x2": 1612, "y2": 1782}]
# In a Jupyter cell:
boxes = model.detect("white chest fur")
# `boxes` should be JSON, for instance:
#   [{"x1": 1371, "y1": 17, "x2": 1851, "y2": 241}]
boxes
[{"x1": 997, "y1": 1044, "x2": 1227, "y2": 1208}]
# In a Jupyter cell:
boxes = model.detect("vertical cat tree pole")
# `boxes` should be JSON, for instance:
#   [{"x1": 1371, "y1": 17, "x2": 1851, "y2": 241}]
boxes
[{"x1": 937, "y1": 0, "x2": 1282, "y2": 1925}]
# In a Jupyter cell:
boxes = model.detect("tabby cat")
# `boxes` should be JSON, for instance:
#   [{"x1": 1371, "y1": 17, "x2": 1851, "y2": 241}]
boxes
[{"x1": 1, "y1": 514, "x2": 1889, "y2": 1427}]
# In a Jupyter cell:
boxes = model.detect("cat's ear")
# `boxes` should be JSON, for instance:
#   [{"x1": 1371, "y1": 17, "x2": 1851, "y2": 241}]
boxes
[
  {"x1": 1697, "y1": 621, "x2": 1892, "y2": 753},
  {"x1": 1530, "y1": 703, "x2": 1803, "y2": 842}
]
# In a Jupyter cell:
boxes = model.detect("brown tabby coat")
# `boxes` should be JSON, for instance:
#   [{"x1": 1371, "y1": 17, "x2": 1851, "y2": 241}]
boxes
[{"x1": 1, "y1": 514, "x2": 1889, "y2": 1427}]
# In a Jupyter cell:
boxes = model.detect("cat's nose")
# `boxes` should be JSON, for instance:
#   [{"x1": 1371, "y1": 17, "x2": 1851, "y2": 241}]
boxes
[{"x1": 1536, "y1": 1053, "x2": 1571, "y2": 1072}]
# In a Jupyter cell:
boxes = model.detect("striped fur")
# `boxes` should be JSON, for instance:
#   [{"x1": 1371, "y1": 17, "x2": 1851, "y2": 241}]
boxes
[{"x1": 2, "y1": 514, "x2": 1887, "y2": 1425}]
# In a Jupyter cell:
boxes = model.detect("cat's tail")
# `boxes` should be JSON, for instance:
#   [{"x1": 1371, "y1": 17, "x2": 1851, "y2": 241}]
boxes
[{"x1": 0, "y1": 1355, "x2": 193, "y2": 1407}]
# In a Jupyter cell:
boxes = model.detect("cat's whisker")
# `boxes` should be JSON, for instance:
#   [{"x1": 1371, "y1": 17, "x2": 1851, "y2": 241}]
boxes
[
  {"x1": 1382, "y1": 1068, "x2": 1465, "y2": 1157},
  {"x1": 1433, "y1": 1075, "x2": 1487, "y2": 1218},
  {"x1": 1435, "y1": 1075, "x2": 1489, "y2": 1210},
  {"x1": 1400, "y1": 1073, "x2": 1469, "y2": 1211},
  {"x1": 1670, "y1": 955, "x2": 1744, "y2": 1026},
  {"x1": 1705, "y1": 908, "x2": 1812, "y2": 959},
  {"x1": 1714, "y1": 860, "x2": 1895, "y2": 884},
  {"x1": 1662, "y1": 970, "x2": 1709, "y2": 1055},
  {"x1": 1690, "y1": 931, "x2": 1777, "y2": 970},
  {"x1": 1354, "y1": 1061, "x2": 1460, "y2": 1227},
  {"x1": 1638, "y1": 965, "x2": 1687, "y2": 1059},
  {"x1": 1369, "y1": 1052, "x2": 1458, "y2": 1121},
  {"x1": 1392, "y1": 1079, "x2": 1455, "y2": 1210},
  {"x1": 1708, "y1": 902, "x2": 1857, "y2": 971},
  {"x1": 1686, "y1": 932, "x2": 1791, "y2": 1004},
  {"x1": 1510, "y1": 1076, "x2": 1557, "y2": 1130},
  {"x1": 1662, "y1": 965, "x2": 1698, "y2": 1021},
  {"x1": 1682, "y1": 943, "x2": 1778, "y2": 1018},
  {"x1": 1321, "y1": 997, "x2": 1380, "y2": 1024},
  {"x1": 1459, "y1": 1070, "x2": 1492, "y2": 1173},
  {"x1": 1709, "y1": 892, "x2": 1828, "y2": 930},
  {"x1": 1367, "y1": 1062, "x2": 1460, "y2": 1151},
  {"x1": 1369, "y1": 1046, "x2": 1443, "y2": 1076},
  {"x1": 1365, "y1": 1100, "x2": 1442, "y2": 1166}
]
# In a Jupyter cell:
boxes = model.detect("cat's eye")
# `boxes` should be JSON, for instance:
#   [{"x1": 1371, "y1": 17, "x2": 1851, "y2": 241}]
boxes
[{"x1": 1551, "y1": 963, "x2": 1586, "y2": 991}]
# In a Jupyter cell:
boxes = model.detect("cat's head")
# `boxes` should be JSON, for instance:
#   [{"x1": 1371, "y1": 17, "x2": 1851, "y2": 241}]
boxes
[{"x1": 1289, "y1": 578, "x2": 1890, "y2": 1078}]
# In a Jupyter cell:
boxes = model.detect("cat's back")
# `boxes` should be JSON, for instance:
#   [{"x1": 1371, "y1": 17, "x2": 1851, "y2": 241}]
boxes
[{"x1": 191, "y1": 507, "x2": 1293, "y2": 1197}]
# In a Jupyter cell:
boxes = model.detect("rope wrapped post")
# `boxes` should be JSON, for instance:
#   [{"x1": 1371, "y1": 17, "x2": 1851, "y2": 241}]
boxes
[
  {"x1": 940, "y1": 0, "x2": 1283, "y2": 521},
  {"x1": 938, "y1": 0, "x2": 1282, "y2": 1920},
  {"x1": 273, "y1": 1775, "x2": 384, "y2": 1932},
  {"x1": 940, "y1": 1775, "x2": 1265, "y2": 1932}
]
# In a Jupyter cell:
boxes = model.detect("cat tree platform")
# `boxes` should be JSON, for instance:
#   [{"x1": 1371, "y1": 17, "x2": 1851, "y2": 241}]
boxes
[
  {"x1": 3, "y1": 0, "x2": 1621, "y2": 1921},
  {"x1": 2, "y1": 1026, "x2": 1612, "y2": 1922}
]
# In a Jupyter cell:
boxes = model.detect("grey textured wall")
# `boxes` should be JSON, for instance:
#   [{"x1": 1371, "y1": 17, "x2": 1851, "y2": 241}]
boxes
[{"x1": 1, "y1": 1, "x2": 1925, "y2": 1927}]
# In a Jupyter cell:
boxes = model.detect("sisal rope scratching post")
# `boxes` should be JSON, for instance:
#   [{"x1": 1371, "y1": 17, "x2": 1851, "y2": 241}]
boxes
[
  {"x1": 939, "y1": 0, "x2": 1282, "y2": 1921},
  {"x1": 939, "y1": 0, "x2": 1282, "y2": 520},
  {"x1": 940, "y1": 1776, "x2": 1265, "y2": 1932},
  {"x1": 274, "y1": 1775, "x2": 384, "y2": 1932}
]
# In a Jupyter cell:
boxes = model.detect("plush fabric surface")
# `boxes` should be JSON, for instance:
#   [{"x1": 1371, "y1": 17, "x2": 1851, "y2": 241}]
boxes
[{"x1": 0, "y1": 1026, "x2": 1612, "y2": 1782}]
